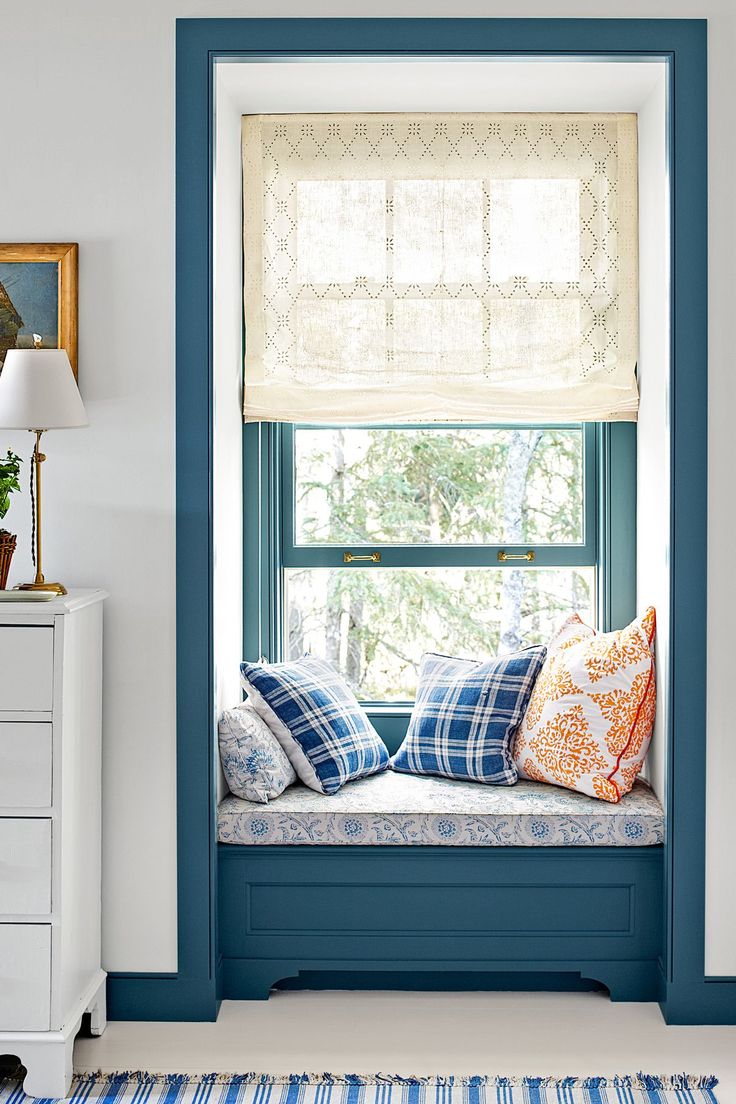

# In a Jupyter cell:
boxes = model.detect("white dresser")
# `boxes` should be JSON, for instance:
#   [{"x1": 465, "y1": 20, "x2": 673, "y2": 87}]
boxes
[{"x1": 0, "y1": 589, "x2": 107, "y2": 1099}]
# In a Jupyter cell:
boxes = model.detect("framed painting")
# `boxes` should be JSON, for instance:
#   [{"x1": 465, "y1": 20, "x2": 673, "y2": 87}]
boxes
[{"x1": 0, "y1": 243, "x2": 78, "y2": 378}]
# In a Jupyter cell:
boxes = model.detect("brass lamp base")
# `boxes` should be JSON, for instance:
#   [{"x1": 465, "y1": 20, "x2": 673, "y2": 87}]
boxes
[
  {"x1": 16, "y1": 581, "x2": 67, "y2": 595},
  {"x1": 17, "y1": 431, "x2": 68, "y2": 598}
]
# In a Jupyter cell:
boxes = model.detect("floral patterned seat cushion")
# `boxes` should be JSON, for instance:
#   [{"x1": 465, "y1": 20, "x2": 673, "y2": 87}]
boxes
[
  {"x1": 513, "y1": 609, "x2": 657, "y2": 803},
  {"x1": 217, "y1": 769, "x2": 664, "y2": 847},
  {"x1": 218, "y1": 704, "x2": 296, "y2": 804}
]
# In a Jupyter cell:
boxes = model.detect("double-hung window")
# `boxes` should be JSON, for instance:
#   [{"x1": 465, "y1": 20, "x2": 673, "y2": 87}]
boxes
[{"x1": 245, "y1": 419, "x2": 635, "y2": 705}]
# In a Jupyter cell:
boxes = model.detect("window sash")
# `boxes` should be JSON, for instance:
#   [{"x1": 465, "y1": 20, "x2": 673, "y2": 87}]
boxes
[{"x1": 280, "y1": 422, "x2": 598, "y2": 570}]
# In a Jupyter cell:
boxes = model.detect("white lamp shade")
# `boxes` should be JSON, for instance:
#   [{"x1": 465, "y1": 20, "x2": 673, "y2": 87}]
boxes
[{"x1": 0, "y1": 349, "x2": 88, "y2": 430}]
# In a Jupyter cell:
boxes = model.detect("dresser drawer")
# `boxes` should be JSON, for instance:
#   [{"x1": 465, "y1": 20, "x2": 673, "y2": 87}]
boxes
[
  {"x1": 0, "y1": 626, "x2": 54, "y2": 712},
  {"x1": 0, "y1": 819, "x2": 52, "y2": 915},
  {"x1": 0, "y1": 923, "x2": 51, "y2": 1030},
  {"x1": 0, "y1": 723, "x2": 52, "y2": 808}
]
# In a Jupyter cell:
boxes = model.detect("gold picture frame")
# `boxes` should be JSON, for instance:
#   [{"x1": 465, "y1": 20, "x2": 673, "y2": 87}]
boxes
[{"x1": 0, "y1": 243, "x2": 78, "y2": 378}]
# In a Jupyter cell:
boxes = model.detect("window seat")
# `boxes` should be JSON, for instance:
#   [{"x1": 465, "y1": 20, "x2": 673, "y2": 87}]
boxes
[{"x1": 217, "y1": 771, "x2": 663, "y2": 847}]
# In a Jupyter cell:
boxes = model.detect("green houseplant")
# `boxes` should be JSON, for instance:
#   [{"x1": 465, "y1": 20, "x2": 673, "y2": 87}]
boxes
[{"x1": 0, "y1": 449, "x2": 22, "y2": 589}]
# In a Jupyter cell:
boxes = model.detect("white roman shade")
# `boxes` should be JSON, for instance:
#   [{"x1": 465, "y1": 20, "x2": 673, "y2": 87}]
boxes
[{"x1": 242, "y1": 113, "x2": 638, "y2": 424}]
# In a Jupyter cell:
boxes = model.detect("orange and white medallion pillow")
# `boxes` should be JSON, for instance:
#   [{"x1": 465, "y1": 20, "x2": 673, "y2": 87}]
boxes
[{"x1": 513, "y1": 608, "x2": 656, "y2": 804}]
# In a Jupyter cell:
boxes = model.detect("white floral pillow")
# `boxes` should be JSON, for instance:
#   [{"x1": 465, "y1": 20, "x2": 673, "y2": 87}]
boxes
[{"x1": 218, "y1": 704, "x2": 296, "y2": 804}]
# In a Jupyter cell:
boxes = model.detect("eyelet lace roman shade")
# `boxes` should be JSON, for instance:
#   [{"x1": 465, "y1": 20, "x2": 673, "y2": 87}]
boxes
[{"x1": 242, "y1": 113, "x2": 638, "y2": 424}]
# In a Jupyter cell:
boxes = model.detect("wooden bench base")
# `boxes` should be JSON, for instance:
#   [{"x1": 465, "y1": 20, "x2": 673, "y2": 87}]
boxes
[{"x1": 218, "y1": 844, "x2": 663, "y2": 1002}]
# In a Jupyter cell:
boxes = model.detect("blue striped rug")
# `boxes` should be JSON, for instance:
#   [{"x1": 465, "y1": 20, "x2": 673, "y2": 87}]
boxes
[{"x1": 0, "y1": 1073, "x2": 720, "y2": 1104}]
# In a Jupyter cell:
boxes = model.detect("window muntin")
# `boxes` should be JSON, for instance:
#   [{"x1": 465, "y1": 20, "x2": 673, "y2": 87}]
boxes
[{"x1": 285, "y1": 565, "x2": 594, "y2": 701}]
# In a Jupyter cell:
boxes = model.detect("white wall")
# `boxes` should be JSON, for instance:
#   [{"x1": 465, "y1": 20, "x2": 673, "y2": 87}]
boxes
[{"x1": 2, "y1": 0, "x2": 734, "y2": 977}]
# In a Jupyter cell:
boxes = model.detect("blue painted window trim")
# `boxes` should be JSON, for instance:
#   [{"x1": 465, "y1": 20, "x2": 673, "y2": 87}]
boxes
[
  {"x1": 243, "y1": 423, "x2": 283, "y2": 666},
  {"x1": 599, "y1": 422, "x2": 637, "y2": 632},
  {"x1": 107, "y1": 17, "x2": 720, "y2": 1024}
]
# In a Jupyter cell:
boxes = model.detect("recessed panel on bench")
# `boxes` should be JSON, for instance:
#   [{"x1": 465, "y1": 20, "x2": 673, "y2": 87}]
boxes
[
  {"x1": 248, "y1": 882, "x2": 632, "y2": 936},
  {"x1": 219, "y1": 845, "x2": 663, "y2": 976}
]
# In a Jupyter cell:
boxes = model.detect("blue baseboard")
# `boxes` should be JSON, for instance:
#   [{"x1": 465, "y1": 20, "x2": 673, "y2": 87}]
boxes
[
  {"x1": 105, "y1": 967, "x2": 736, "y2": 1023},
  {"x1": 107, "y1": 973, "x2": 219, "y2": 1022},
  {"x1": 661, "y1": 980, "x2": 736, "y2": 1025}
]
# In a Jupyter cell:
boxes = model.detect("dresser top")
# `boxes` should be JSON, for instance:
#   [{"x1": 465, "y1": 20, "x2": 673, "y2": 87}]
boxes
[{"x1": 0, "y1": 588, "x2": 107, "y2": 616}]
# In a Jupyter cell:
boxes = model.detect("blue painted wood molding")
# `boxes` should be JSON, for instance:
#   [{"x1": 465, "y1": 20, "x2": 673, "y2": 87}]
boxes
[{"x1": 107, "y1": 16, "x2": 724, "y2": 1022}]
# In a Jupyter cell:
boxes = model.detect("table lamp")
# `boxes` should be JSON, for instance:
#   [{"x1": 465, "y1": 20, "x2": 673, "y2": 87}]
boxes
[{"x1": 0, "y1": 349, "x2": 87, "y2": 594}]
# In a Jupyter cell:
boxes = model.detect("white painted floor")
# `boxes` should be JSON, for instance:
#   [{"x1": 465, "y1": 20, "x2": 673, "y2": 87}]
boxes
[{"x1": 74, "y1": 992, "x2": 736, "y2": 1101}]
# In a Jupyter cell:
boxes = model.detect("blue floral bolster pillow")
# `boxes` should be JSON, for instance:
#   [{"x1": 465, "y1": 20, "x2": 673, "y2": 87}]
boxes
[
  {"x1": 240, "y1": 654, "x2": 389, "y2": 795},
  {"x1": 218, "y1": 703, "x2": 296, "y2": 804},
  {"x1": 392, "y1": 646, "x2": 547, "y2": 786}
]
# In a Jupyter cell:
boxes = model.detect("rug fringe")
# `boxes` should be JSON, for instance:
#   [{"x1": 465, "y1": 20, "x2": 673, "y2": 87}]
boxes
[{"x1": 69, "y1": 1071, "x2": 719, "y2": 1090}]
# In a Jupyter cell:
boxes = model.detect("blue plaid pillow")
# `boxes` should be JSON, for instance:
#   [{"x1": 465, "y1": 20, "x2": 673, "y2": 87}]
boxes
[
  {"x1": 240, "y1": 655, "x2": 389, "y2": 795},
  {"x1": 392, "y1": 647, "x2": 547, "y2": 786}
]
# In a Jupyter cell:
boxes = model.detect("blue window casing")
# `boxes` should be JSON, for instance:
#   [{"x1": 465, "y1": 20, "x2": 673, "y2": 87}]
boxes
[{"x1": 106, "y1": 17, "x2": 715, "y2": 1025}]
